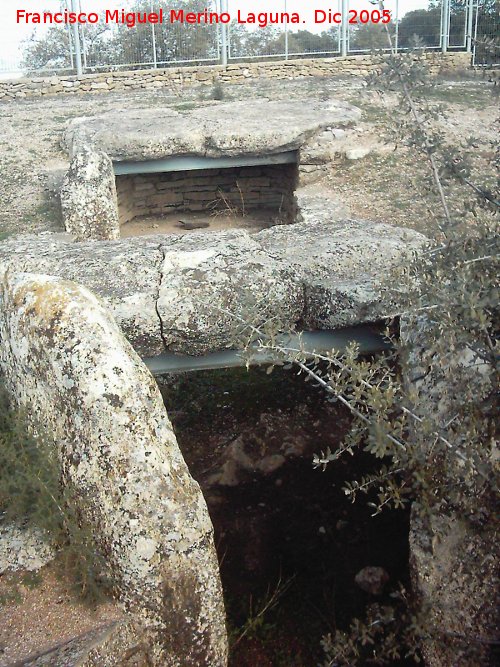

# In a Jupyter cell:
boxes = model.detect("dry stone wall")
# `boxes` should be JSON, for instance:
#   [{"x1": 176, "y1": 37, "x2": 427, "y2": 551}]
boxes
[
  {"x1": 0, "y1": 53, "x2": 471, "y2": 102},
  {"x1": 60, "y1": 98, "x2": 358, "y2": 240},
  {"x1": 116, "y1": 163, "x2": 297, "y2": 226}
]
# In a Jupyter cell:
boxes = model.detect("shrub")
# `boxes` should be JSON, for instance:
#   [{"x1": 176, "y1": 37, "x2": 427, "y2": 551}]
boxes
[{"x1": 0, "y1": 383, "x2": 110, "y2": 603}]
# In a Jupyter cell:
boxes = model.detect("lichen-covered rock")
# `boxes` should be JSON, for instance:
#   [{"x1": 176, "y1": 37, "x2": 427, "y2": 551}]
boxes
[
  {"x1": 0, "y1": 234, "x2": 165, "y2": 357},
  {"x1": 0, "y1": 522, "x2": 55, "y2": 574},
  {"x1": 60, "y1": 146, "x2": 120, "y2": 241},
  {"x1": 259, "y1": 194, "x2": 428, "y2": 329},
  {"x1": 401, "y1": 315, "x2": 498, "y2": 667},
  {"x1": 154, "y1": 230, "x2": 303, "y2": 354},
  {"x1": 410, "y1": 508, "x2": 498, "y2": 667},
  {"x1": 0, "y1": 269, "x2": 227, "y2": 666}
]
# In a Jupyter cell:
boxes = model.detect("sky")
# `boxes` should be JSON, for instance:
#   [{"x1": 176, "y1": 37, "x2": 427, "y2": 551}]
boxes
[{"x1": 0, "y1": 1, "x2": 432, "y2": 72}]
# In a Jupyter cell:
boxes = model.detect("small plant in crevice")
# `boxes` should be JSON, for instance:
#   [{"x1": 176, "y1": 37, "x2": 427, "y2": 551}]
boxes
[
  {"x1": 225, "y1": 571, "x2": 314, "y2": 667},
  {"x1": 229, "y1": 574, "x2": 295, "y2": 650},
  {"x1": 0, "y1": 384, "x2": 111, "y2": 604},
  {"x1": 320, "y1": 586, "x2": 426, "y2": 666},
  {"x1": 211, "y1": 79, "x2": 225, "y2": 101},
  {"x1": 208, "y1": 183, "x2": 247, "y2": 218}
]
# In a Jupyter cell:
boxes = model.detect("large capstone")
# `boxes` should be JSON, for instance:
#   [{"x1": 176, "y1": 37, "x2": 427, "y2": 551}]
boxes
[{"x1": 0, "y1": 206, "x2": 428, "y2": 358}]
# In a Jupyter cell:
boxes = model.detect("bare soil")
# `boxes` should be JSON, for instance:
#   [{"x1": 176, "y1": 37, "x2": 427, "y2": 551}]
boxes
[
  {"x1": 0, "y1": 564, "x2": 122, "y2": 666},
  {"x1": 120, "y1": 207, "x2": 280, "y2": 238}
]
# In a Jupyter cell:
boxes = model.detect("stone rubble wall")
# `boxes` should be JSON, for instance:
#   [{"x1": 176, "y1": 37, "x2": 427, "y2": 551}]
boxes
[
  {"x1": 116, "y1": 163, "x2": 297, "y2": 226},
  {"x1": 0, "y1": 269, "x2": 228, "y2": 666},
  {"x1": 0, "y1": 52, "x2": 471, "y2": 102}
]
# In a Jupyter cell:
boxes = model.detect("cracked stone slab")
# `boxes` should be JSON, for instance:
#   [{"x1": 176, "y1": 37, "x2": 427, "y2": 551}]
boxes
[
  {"x1": 62, "y1": 99, "x2": 361, "y2": 161},
  {"x1": 0, "y1": 213, "x2": 427, "y2": 357},
  {"x1": 154, "y1": 230, "x2": 304, "y2": 354},
  {"x1": 259, "y1": 191, "x2": 429, "y2": 328},
  {"x1": 0, "y1": 233, "x2": 164, "y2": 357}
]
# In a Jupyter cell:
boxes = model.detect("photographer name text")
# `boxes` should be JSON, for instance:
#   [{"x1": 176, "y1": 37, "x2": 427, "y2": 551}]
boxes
[{"x1": 16, "y1": 7, "x2": 392, "y2": 29}]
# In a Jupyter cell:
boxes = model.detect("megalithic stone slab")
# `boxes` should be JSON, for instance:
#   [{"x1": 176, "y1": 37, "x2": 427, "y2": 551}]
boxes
[{"x1": 0, "y1": 268, "x2": 228, "y2": 666}]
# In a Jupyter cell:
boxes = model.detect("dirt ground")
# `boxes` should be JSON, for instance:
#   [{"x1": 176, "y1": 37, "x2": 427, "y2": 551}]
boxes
[
  {"x1": 120, "y1": 207, "x2": 280, "y2": 237},
  {"x1": 0, "y1": 75, "x2": 497, "y2": 241},
  {"x1": 0, "y1": 564, "x2": 122, "y2": 666}
]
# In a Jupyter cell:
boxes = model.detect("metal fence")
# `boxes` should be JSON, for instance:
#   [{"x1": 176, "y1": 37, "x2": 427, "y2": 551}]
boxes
[{"x1": 0, "y1": 1, "x2": 497, "y2": 78}]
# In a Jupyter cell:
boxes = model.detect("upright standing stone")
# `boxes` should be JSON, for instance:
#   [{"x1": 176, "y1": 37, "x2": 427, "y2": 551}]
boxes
[
  {"x1": 0, "y1": 268, "x2": 228, "y2": 666},
  {"x1": 61, "y1": 147, "x2": 120, "y2": 241}
]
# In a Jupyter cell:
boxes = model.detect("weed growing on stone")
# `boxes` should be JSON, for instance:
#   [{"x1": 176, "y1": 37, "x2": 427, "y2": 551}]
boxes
[
  {"x1": 230, "y1": 575, "x2": 295, "y2": 650},
  {"x1": 0, "y1": 384, "x2": 110, "y2": 604},
  {"x1": 209, "y1": 184, "x2": 247, "y2": 218},
  {"x1": 211, "y1": 80, "x2": 225, "y2": 101}
]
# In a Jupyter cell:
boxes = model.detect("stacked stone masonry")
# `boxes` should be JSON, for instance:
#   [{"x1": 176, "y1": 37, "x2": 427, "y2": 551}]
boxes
[
  {"x1": 0, "y1": 53, "x2": 471, "y2": 101},
  {"x1": 116, "y1": 164, "x2": 297, "y2": 226}
]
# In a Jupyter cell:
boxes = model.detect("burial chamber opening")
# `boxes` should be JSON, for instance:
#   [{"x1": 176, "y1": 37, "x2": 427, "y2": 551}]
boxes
[
  {"x1": 154, "y1": 333, "x2": 413, "y2": 665},
  {"x1": 114, "y1": 153, "x2": 299, "y2": 238}
]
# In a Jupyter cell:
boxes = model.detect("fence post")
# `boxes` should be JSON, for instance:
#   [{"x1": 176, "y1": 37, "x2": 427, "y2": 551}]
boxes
[
  {"x1": 284, "y1": 0, "x2": 289, "y2": 60},
  {"x1": 441, "y1": 0, "x2": 450, "y2": 53},
  {"x1": 70, "y1": 0, "x2": 83, "y2": 75},
  {"x1": 220, "y1": 0, "x2": 228, "y2": 65},
  {"x1": 466, "y1": 0, "x2": 474, "y2": 52},
  {"x1": 340, "y1": 0, "x2": 348, "y2": 57},
  {"x1": 394, "y1": 0, "x2": 399, "y2": 53},
  {"x1": 151, "y1": 0, "x2": 158, "y2": 67}
]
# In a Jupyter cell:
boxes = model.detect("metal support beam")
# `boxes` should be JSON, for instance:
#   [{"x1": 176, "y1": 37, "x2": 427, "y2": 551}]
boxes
[
  {"x1": 70, "y1": 0, "x2": 83, "y2": 75},
  {"x1": 144, "y1": 327, "x2": 391, "y2": 375},
  {"x1": 113, "y1": 151, "x2": 298, "y2": 176}
]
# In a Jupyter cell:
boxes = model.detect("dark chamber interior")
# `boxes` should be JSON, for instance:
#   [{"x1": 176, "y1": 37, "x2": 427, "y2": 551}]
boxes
[{"x1": 157, "y1": 365, "x2": 413, "y2": 666}]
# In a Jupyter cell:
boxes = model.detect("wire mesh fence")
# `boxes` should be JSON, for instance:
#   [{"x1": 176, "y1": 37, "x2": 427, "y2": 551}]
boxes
[
  {"x1": 80, "y1": 0, "x2": 221, "y2": 71},
  {"x1": 0, "y1": 1, "x2": 497, "y2": 78},
  {"x1": 473, "y1": 2, "x2": 500, "y2": 65}
]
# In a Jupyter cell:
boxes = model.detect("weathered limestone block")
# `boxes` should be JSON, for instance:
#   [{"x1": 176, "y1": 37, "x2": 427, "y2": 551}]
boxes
[
  {"x1": 299, "y1": 130, "x2": 336, "y2": 165},
  {"x1": 401, "y1": 314, "x2": 497, "y2": 667},
  {"x1": 410, "y1": 508, "x2": 498, "y2": 667},
  {"x1": 0, "y1": 234, "x2": 166, "y2": 357},
  {"x1": 258, "y1": 193, "x2": 428, "y2": 329},
  {"x1": 60, "y1": 146, "x2": 120, "y2": 241},
  {"x1": 0, "y1": 269, "x2": 228, "y2": 666},
  {"x1": 154, "y1": 231, "x2": 304, "y2": 354},
  {"x1": 0, "y1": 213, "x2": 427, "y2": 357},
  {"x1": 62, "y1": 99, "x2": 361, "y2": 162}
]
